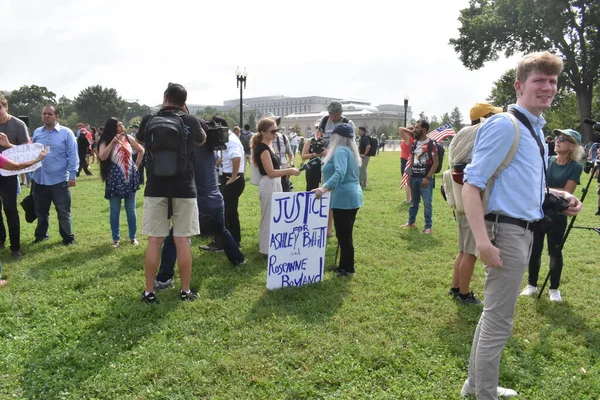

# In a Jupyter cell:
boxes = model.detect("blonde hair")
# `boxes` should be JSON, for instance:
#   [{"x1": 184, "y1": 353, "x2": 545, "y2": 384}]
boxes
[
  {"x1": 0, "y1": 94, "x2": 7, "y2": 108},
  {"x1": 516, "y1": 51, "x2": 563, "y2": 82}
]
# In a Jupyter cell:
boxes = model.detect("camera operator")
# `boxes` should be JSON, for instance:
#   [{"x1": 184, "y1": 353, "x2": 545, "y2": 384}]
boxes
[
  {"x1": 302, "y1": 126, "x2": 327, "y2": 191},
  {"x1": 586, "y1": 139, "x2": 600, "y2": 215},
  {"x1": 520, "y1": 129, "x2": 583, "y2": 302}
]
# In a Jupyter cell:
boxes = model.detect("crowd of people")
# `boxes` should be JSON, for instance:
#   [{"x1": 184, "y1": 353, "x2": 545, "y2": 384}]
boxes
[{"x1": 1, "y1": 51, "x2": 598, "y2": 398}]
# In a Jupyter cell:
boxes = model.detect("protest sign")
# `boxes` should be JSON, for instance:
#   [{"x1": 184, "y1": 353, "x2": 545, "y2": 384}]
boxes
[
  {"x1": 0, "y1": 143, "x2": 44, "y2": 176},
  {"x1": 267, "y1": 191, "x2": 330, "y2": 290}
]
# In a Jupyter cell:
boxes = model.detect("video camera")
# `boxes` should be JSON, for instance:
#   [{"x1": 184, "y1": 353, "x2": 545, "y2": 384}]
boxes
[
  {"x1": 309, "y1": 138, "x2": 325, "y2": 155},
  {"x1": 203, "y1": 119, "x2": 229, "y2": 151},
  {"x1": 583, "y1": 118, "x2": 600, "y2": 174},
  {"x1": 299, "y1": 157, "x2": 322, "y2": 172}
]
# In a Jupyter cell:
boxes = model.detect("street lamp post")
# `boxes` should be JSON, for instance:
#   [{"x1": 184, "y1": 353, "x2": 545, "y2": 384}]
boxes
[
  {"x1": 236, "y1": 67, "x2": 248, "y2": 128},
  {"x1": 403, "y1": 94, "x2": 409, "y2": 127}
]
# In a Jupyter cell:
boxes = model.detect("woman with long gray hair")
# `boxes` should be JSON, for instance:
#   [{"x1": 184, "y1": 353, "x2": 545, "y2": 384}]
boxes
[{"x1": 312, "y1": 123, "x2": 363, "y2": 277}]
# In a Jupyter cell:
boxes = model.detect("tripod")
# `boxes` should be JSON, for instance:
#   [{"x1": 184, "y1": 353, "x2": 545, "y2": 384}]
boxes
[{"x1": 538, "y1": 163, "x2": 599, "y2": 298}]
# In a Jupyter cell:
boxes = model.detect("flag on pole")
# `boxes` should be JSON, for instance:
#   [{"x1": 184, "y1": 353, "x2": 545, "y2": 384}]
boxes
[{"x1": 400, "y1": 123, "x2": 456, "y2": 188}]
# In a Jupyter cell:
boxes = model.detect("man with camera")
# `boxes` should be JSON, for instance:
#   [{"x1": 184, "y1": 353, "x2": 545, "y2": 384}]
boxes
[
  {"x1": 136, "y1": 83, "x2": 205, "y2": 303},
  {"x1": 585, "y1": 139, "x2": 600, "y2": 215},
  {"x1": 0, "y1": 94, "x2": 30, "y2": 259},
  {"x1": 459, "y1": 52, "x2": 582, "y2": 399},
  {"x1": 301, "y1": 127, "x2": 327, "y2": 191},
  {"x1": 358, "y1": 127, "x2": 371, "y2": 189},
  {"x1": 319, "y1": 101, "x2": 356, "y2": 148}
]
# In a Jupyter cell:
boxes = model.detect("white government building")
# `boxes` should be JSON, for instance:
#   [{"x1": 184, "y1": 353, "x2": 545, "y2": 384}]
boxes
[{"x1": 216, "y1": 95, "x2": 413, "y2": 136}]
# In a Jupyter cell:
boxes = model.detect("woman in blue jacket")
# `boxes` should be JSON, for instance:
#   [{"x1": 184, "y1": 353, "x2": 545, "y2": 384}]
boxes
[{"x1": 312, "y1": 123, "x2": 363, "y2": 277}]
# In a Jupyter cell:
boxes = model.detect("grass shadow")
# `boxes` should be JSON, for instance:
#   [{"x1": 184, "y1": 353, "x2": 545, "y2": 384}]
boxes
[{"x1": 245, "y1": 275, "x2": 351, "y2": 325}]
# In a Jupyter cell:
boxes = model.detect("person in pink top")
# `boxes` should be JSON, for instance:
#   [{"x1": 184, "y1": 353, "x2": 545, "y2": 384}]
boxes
[
  {"x1": 0, "y1": 133, "x2": 46, "y2": 287},
  {"x1": 400, "y1": 135, "x2": 413, "y2": 203}
]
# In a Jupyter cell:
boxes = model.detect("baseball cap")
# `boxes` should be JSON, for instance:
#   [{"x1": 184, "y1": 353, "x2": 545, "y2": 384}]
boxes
[
  {"x1": 327, "y1": 101, "x2": 343, "y2": 114},
  {"x1": 262, "y1": 112, "x2": 281, "y2": 126},
  {"x1": 553, "y1": 128, "x2": 581, "y2": 144},
  {"x1": 469, "y1": 103, "x2": 503, "y2": 121},
  {"x1": 332, "y1": 123, "x2": 354, "y2": 138}
]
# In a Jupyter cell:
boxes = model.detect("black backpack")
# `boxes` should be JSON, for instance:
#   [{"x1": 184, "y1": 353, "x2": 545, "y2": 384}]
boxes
[
  {"x1": 145, "y1": 109, "x2": 188, "y2": 178},
  {"x1": 368, "y1": 136, "x2": 378, "y2": 156},
  {"x1": 240, "y1": 131, "x2": 252, "y2": 153}
]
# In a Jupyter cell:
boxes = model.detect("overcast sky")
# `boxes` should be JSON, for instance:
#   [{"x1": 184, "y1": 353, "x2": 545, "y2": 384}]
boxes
[{"x1": 2, "y1": 0, "x2": 521, "y2": 122}]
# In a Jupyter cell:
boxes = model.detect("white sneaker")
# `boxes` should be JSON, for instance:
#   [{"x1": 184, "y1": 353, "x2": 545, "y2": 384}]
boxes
[
  {"x1": 520, "y1": 285, "x2": 537, "y2": 296},
  {"x1": 461, "y1": 380, "x2": 518, "y2": 398},
  {"x1": 549, "y1": 289, "x2": 562, "y2": 302}
]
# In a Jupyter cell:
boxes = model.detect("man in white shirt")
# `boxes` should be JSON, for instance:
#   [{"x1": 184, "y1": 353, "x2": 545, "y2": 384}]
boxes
[
  {"x1": 273, "y1": 131, "x2": 295, "y2": 192},
  {"x1": 219, "y1": 126, "x2": 245, "y2": 245}
]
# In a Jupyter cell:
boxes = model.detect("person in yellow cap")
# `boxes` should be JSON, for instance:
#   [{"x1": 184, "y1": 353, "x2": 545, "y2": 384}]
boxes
[{"x1": 447, "y1": 102, "x2": 502, "y2": 306}]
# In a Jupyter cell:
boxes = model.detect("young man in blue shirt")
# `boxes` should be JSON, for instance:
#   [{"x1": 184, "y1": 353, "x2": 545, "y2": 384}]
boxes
[{"x1": 460, "y1": 52, "x2": 582, "y2": 399}]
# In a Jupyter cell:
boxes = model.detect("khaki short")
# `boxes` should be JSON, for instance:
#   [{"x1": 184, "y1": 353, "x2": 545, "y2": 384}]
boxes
[
  {"x1": 456, "y1": 213, "x2": 477, "y2": 255},
  {"x1": 142, "y1": 197, "x2": 200, "y2": 237}
]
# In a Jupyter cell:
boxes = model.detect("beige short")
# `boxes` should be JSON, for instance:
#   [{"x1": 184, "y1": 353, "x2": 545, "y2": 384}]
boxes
[
  {"x1": 142, "y1": 197, "x2": 200, "y2": 237},
  {"x1": 456, "y1": 213, "x2": 477, "y2": 255}
]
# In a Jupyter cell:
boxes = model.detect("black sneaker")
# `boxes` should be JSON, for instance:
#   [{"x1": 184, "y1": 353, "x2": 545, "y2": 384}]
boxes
[
  {"x1": 448, "y1": 288, "x2": 460, "y2": 299},
  {"x1": 198, "y1": 242, "x2": 223, "y2": 252},
  {"x1": 32, "y1": 237, "x2": 49, "y2": 244},
  {"x1": 595, "y1": 210, "x2": 600, "y2": 216},
  {"x1": 11, "y1": 250, "x2": 23, "y2": 260},
  {"x1": 327, "y1": 266, "x2": 341, "y2": 272},
  {"x1": 180, "y1": 290, "x2": 197, "y2": 301},
  {"x1": 154, "y1": 278, "x2": 172, "y2": 290},
  {"x1": 141, "y1": 291, "x2": 158, "y2": 304},
  {"x1": 457, "y1": 292, "x2": 482, "y2": 305},
  {"x1": 336, "y1": 270, "x2": 355, "y2": 278}
]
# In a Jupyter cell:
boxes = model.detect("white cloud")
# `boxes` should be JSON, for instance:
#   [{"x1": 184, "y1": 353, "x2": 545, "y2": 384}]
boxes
[{"x1": 2, "y1": 0, "x2": 521, "y2": 122}]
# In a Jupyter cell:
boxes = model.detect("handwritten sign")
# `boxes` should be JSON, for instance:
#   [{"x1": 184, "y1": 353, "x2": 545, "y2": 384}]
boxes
[
  {"x1": 0, "y1": 143, "x2": 44, "y2": 176},
  {"x1": 267, "y1": 192, "x2": 330, "y2": 290}
]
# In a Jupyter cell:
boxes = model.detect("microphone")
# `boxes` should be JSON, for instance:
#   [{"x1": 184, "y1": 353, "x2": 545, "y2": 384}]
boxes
[{"x1": 299, "y1": 157, "x2": 321, "y2": 172}]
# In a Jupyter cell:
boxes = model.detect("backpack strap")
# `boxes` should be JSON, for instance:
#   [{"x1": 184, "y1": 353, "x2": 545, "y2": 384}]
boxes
[
  {"x1": 319, "y1": 116, "x2": 329, "y2": 133},
  {"x1": 481, "y1": 113, "x2": 520, "y2": 210}
]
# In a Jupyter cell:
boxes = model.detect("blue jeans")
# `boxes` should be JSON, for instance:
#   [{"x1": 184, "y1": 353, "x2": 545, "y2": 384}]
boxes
[
  {"x1": 32, "y1": 181, "x2": 74, "y2": 243},
  {"x1": 156, "y1": 208, "x2": 245, "y2": 282},
  {"x1": 109, "y1": 194, "x2": 137, "y2": 241},
  {"x1": 408, "y1": 177, "x2": 433, "y2": 229}
]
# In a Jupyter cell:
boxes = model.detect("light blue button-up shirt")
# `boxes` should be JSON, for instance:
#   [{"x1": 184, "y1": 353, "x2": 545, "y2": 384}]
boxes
[
  {"x1": 31, "y1": 122, "x2": 79, "y2": 185},
  {"x1": 464, "y1": 104, "x2": 547, "y2": 222}
]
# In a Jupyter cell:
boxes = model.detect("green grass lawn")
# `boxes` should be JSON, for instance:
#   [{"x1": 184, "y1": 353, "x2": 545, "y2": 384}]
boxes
[{"x1": 1, "y1": 152, "x2": 599, "y2": 399}]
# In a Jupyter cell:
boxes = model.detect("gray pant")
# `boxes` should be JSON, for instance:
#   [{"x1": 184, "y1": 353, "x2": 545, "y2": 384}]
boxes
[
  {"x1": 467, "y1": 220, "x2": 533, "y2": 399},
  {"x1": 359, "y1": 155, "x2": 370, "y2": 188}
]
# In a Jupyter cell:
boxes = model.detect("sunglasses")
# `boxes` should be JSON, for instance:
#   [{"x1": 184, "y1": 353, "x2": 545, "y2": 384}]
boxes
[
  {"x1": 556, "y1": 136, "x2": 574, "y2": 143},
  {"x1": 268, "y1": 129, "x2": 279, "y2": 134}
]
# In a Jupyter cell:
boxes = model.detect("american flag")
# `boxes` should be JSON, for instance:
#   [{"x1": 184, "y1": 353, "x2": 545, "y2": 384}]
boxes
[{"x1": 400, "y1": 123, "x2": 456, "y2": 188}]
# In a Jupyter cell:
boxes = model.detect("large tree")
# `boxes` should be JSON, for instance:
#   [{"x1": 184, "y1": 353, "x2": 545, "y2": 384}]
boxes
[
  {"x1": 4, "y1": 85, "x2": 57, "y2": 128},
  {"x1": 450, "y1": 0, "x2": 600, "y2": 142},
  {"x1": 74, "y1": 85, "x2": 127, "y2": 127},
  {"x1": 449, "y1": 107, "x2": 464, "y2": 130}
]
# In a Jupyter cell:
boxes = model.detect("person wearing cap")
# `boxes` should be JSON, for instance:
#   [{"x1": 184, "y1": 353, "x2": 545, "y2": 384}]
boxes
[
  {"x1": 460, "y1": 52, "x2": 582, "y2": 399},
  {"x1": 252, "y1": 117, "x2": 300, "y2": 256},
  {"x1": 520, "y1": 128, "x2": 583, "y2": 302},
  {"x1": 319, "y1": 101, "x2": 356, "y2": 148},
  {"x1": 312, "y1": 123, "x2": 363, "y2": 277},
  {"x1": 447, "y1": 102, "x2": 502, "y2": 305}
]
